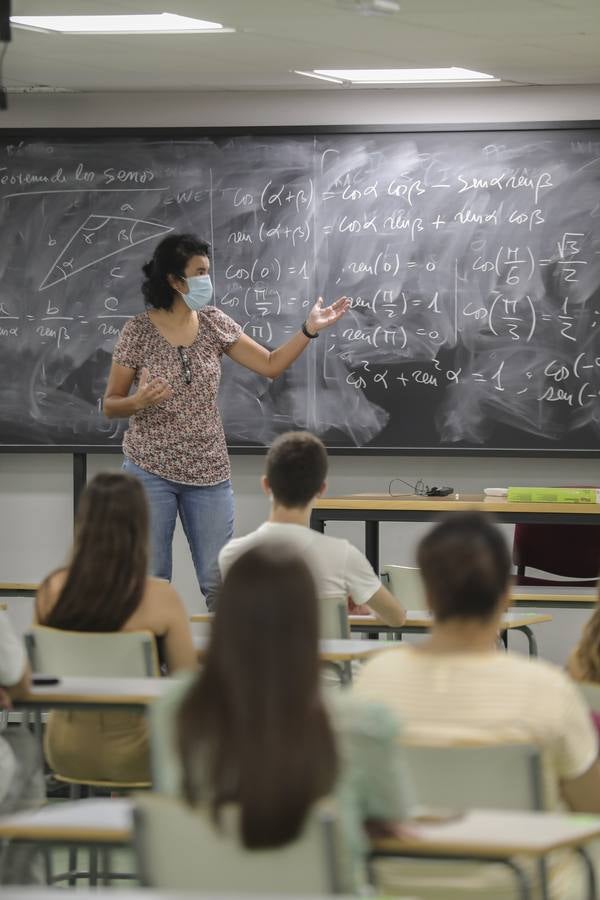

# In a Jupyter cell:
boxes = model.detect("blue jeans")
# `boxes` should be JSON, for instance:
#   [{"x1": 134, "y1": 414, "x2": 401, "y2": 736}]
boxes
[{"x1": 122, "y1": 458, "x2": 234, "y2": 611}]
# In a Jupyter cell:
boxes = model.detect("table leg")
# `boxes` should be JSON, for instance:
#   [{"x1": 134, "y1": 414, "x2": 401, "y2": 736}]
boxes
[
  {"x1": 515, "y1": 625, "x2": 538, "y2": 657},
  {"x1": 310, "y1": 511, "x2": 325, "y2": 534},
  {"x1": 368, "y1": 851, "x2": 531, "y2": 900},
  {"x1": 365, "y1": 521, "x2": 380, "y2": 573},
  {"x1": 575, "y1": 846, "x2": 597, "y2": 900}
]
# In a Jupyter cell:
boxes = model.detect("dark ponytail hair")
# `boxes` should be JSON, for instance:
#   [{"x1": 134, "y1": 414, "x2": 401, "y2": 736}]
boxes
[{"x1": 142, "y1": 233, "x2": 211, "y2": 310}]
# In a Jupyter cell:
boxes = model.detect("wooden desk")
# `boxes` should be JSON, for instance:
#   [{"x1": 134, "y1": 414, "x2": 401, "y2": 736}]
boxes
[
  {"x1": 3, "y1": 802, "x2": 596, "y2": 900},
  {"x1": 193, "y1": 635, "x2": 397, "y2": 664},
  {"x1": 511, "y1": 587, "x2": 597, "y2": 610},
  {"x1": 311, "y1": 493, "x2": 600, "y2": 571},
  {"x1": 0, "y1": 894, "x2": 363, "y2": 900},
  {"x1": 15, "y1": 676, "x2": 168, "y2": 711},
  {"x1": 350, "y1": 611, "x2": 552, "y2": 656},
  {"x1": 0, "y1": 893, "x2": 363, "y2": 900},
  {"x1": 0, "y1": 797, "x2": 131, "y2": 846},
  {"x1": 0, "y1": 583, "x2": 39, "y2": 598},
  {"x1": 0, "y1": 801, "x2": 391, "y2": 900},
  {"x1": 191, "y1": 612, "x2": 552, "y2": 656},
  {"x1": 371, "y1": 808, "x2": 600, "y2": 900}
]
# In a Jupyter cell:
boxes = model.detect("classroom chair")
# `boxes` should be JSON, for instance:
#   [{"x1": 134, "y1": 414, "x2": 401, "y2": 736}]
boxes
[
  {"x1": 319, "y1": 597, "x2": 352, "y2": 685},
  {"x1": 25, "y1": 626, "x2": 159, "y2": 886},
  {"x1": 133, "y1": 792, "x2": 350, "y2": 894},
  {"x1": 319, "y1": 597, "x2": 351, "y2": 639},
  {"x1": 513, "y1": 524, "x2": 600, "y2": 587},
  {"x1": 25, "y1": 626, "x2": 159, "y2": 680},
  {"x1": 372, "y1": 743, "x2": 594, "y2": 900},
  {"x1": 382, "y1": 565, "x2": 427, "y2": 610}
]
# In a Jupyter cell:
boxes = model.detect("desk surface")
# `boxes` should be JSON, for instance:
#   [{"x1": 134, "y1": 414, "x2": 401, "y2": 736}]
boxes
[
  {"x1": 3, "y1": 799, "x2": 599, "y2": 863},
  {"x1": 314, "y1": 493, "x2": 600, "y2": 516},
  {"x1": 0, "y1": 798, "x2": 131, "y2": 844},
  {"x1": 349, "y1": 611, "x2": 552, "y2": 630},
  {"x1": 17, "y1": 676, "x2": 168, "y2": 709},
  {"x1": 0, "y1": 582, "x2": 39, "y2": 597},
  {"x1": 191, "y1": 611, "x2": 552, "y2": 631},
  {"x1": 373, "y1": 808, "x2": 600, "y2": 860},
  {"x1": 193, "y1": 635, "x2": 398, "y2": 662},
  {"x1": 513, "y1": 587, "x2": 596, "y2": 604},
  {"x1": 1, "y1": 894, "x2": 362, "y2": 900}
]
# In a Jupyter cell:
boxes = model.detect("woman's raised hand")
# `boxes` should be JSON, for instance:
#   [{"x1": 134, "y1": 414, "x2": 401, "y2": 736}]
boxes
[
  {"x1": 305, "y1": 296, "x2": 350, "y2": 334},
  {"x1": 134, "y1": 367, "x2": 173, "y2": 410}
]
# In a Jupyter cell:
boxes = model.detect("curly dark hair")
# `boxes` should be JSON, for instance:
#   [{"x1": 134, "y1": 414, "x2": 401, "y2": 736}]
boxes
[{"x1": 142, "y1": 233, "x2": 211, "y2": 310}]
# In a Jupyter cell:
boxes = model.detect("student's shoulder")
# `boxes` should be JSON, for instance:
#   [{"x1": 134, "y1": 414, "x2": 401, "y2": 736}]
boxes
[
  {"x1": 327, "y1": 690, "x2": 402, "y2": 742},
  {"x1": 145, "y1": 576, "x2": 184, "y2": 607},
  {"x1": 502, "y1": 651, "x2": 579, "y2": 693},
  {"x1": 36, "y1": 568, "x2": 68, "y2": 618},
  {"x1": 310, "y1": 530, "x2": 359, "y2": 558},
  {"x1": 218, "y1": 532, "x2": 257, "y2": 568}
]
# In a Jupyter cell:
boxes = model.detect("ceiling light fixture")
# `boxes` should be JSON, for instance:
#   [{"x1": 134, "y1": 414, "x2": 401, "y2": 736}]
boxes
[
  {"x1": 293, "y1": 70, "x2": 346, "y2": 84},
  {"x1": 298, "y1": 67, "x2": 498, "y2": 84},
  {"x1": 10, "y1": 13, "x2": 232, "y2": 35},
  {"x1": 335, "y1": 0, "x2": 401, "y2": 15}
]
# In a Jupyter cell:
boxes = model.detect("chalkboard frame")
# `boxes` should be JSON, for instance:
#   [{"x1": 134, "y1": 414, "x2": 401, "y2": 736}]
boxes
[{"x1": 2, "y1": 120, "x2": 600, "y2": 457}]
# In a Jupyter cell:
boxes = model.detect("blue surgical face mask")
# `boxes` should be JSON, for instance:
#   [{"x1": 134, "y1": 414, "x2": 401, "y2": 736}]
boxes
[{"x1": 178, "y1": 274, "x2": 213, "y2": 310}]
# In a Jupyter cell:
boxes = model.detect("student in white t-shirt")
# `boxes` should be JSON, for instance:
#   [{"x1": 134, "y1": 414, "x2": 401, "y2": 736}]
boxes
[
  {"x1": 0, "y1": 612, "x2": 45, "y2": 883},
  {"x1": 218, "y1": 431, "x2": 406, "y2": 626},
  {"x1": 354, "y1": 512, "x2": 600, "y2": 899}
]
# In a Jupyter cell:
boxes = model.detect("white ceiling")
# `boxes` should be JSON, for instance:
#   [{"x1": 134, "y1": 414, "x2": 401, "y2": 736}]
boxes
[{"x1": 3, "y1": 0, "x2": 600, "y2": 92}]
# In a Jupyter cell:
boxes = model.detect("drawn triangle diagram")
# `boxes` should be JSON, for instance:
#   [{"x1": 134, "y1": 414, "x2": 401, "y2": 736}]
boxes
[{"x1": 39, "y1": 215, "x2": 173, "y2": 291}]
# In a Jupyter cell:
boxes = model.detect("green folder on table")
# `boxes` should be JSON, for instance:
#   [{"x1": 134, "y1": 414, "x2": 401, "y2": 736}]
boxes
[{"x1": 507, "y1": 487, "x2": 600, "y2": 504}]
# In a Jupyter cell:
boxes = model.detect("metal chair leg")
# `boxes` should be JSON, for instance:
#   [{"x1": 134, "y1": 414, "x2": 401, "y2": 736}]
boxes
[{"x1": 67, "y1": 782, "x2": 82, "y2": 886}]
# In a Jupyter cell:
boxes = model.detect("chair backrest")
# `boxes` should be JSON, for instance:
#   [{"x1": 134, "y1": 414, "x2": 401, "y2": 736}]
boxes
[
  {"x1": 25, "y1": 625, "x2": 160, "y2": 677},
  {"x1": 134, "y1": 793, "x2": 348, "y2": 894},
  {"x1": 513, "y1": 524, "x2": 600, "y2": 585},
  {"x1": 383, "y1": 565, "x2": 427, "y2": 611},
  {"x1": 403, "y1": 743, "x2": 544, "y2": 812},
  {"x1": 319, "y1": 597, "x2": 350, "y2": 639},
  {"x1": 576, "y1": 680, "x2": 600, "y2": 713}
]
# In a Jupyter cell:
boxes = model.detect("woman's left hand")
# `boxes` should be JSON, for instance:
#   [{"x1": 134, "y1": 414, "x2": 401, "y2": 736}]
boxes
[{"x1": 305, "y1": 296, "x2": 350, "y2": 334}]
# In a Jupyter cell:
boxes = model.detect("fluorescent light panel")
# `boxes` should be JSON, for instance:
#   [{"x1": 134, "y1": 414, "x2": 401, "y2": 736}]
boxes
[
  {"x1": 300, "y1": 67, "x2": 498, "y2": 84},
  {"x1": 294, "y1": 70, "x2": 346, "y2": 84},
  {"x1": 10, "y1": 13, "x2": 229, "y2": 35}
]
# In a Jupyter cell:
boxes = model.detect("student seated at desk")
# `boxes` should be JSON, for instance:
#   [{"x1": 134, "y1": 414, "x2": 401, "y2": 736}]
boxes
[
  {"x1": 218, "y1": 431, "x2": 406, "y2": 626},
  {"x1": 150, "y1": 546, "x2": 414, "y2": 889},
  {"x1": 35, "y1": 472, "x2": 197, "y2": 784},
  {"x1": 354, "y1": 512, "x2": 600, "y2": 900},
  {"x1": 566, "y1": 595, "x2": 600, "y2": 685},
  {"x1": 566, "y1": 594, "x2": 600, "y2": 734},
  {"x1": 0, "y1": 612, "x2": 45, "y2": 883}
]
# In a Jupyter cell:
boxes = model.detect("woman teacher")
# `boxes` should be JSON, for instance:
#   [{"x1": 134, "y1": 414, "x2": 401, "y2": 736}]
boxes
[{"x1": 103, "y1": 233, "x2": 349, "y2": 610}]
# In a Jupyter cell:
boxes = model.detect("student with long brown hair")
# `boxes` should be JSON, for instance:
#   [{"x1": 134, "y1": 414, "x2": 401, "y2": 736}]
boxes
[
  {"x1": 35, "y1": 472, "x2": 197, "y2": 784},
  {"x1": 567, "y1": 599, "x2": 600, "y2": 685},
  {"x1": 151, "y1": 546, "x2": 413, "y2": 883}
]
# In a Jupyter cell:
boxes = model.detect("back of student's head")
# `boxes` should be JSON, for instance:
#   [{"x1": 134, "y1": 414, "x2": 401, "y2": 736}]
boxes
[
  {"x1": 265, "y1": 431, "x2": 328, "y2": 508},
  {"x1": 42, "y1": 472, "x2": 149, "y2": 632},
  {"x1": 177, "y1": 546, "x2": 338, "y2": 849},
  {"x1": 417, "y1": 512, "x2": 511, "y2": 622}
]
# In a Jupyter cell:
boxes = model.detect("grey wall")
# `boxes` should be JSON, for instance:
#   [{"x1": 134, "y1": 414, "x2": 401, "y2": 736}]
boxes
[{"x1": 2, "y1": 84, "x2": 599, "y2": 660}]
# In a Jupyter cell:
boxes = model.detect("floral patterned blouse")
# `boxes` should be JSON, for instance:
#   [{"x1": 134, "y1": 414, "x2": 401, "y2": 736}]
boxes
[{"x1": 112, "y1": 307, "x2": 242, "y2": 485}]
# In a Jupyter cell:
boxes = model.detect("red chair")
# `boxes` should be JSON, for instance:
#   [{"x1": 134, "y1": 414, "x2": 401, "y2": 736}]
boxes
[{"x1": 513, "y1": 524, "x2": 600, "y2": 587}]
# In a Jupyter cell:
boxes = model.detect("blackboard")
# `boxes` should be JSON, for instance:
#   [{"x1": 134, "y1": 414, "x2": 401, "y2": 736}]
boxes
[{"x1": 1, "y1": 125, "x2": 600, "y2": 455}]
